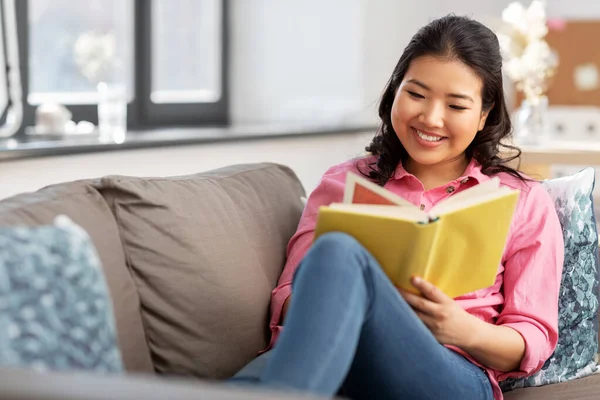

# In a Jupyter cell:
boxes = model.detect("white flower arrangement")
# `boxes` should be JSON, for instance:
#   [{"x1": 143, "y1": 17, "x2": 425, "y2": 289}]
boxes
[
  {"x1": 73, "y1": 31, "x2": 122, "y2": 85},
  {"x1": 496, "y1": 0, "x2": 558, "y2": 104}
]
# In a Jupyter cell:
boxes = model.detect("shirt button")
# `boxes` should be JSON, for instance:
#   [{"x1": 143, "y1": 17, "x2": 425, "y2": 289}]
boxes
[
  {"x1": 420, "y1": 204, "x2": 425, "y2": 211},
  {"x1": 446, "y1": 186, "x2": 455, "y2": 194}
]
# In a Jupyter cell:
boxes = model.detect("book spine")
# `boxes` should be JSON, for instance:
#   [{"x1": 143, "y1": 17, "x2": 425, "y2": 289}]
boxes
[{"x1": 423, "y1": 218, "x2": 443, "y2": 281}]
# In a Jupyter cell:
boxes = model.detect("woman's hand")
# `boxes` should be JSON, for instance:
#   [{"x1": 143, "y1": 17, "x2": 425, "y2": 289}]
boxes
[
  {"x1": 399, "y1": 276, "x2": 478, "y2": 348},
  {"x1": 400, "y1": 276, "x2": 526, "y2": 372}
]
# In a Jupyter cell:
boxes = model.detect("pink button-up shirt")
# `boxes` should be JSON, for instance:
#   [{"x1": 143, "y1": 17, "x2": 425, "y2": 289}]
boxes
[{"x1": 267, "y1": 156, "x2": 564, "y2": 400}]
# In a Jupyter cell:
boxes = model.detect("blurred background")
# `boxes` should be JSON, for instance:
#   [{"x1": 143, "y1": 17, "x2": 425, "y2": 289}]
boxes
[{"x1": 0, "y1": 0, "x2": 598, "y2": 210}]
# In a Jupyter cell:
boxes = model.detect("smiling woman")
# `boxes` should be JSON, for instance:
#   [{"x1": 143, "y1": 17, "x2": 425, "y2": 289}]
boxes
[
  {"x1": 391, "y1": 55, "x2": 492, "y2": 189},
  {"x1": 363, "y1": 16, "x2": 524, "y2": 190},
  {"x1": 231, "y1": 14, "x2": 565, "y2": 400}
]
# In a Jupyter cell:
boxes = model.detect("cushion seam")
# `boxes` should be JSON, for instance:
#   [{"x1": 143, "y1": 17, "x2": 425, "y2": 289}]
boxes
[{"x1": 105, "y1": 163, "x2": 296, "y2": 186}]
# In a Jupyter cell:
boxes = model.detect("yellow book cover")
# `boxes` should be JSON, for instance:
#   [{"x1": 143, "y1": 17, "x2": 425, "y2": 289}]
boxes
[{"x1": 313, "y1": 172, "x2": 519, "y2": 298}]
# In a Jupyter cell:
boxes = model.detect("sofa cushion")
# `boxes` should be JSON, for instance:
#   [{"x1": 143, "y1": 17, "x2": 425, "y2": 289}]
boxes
[
  {"x1": 501, "y1": 168, "x2": 599, "y2": 390},
  {"x1": 504, "y1": 372, "x2": 600, "y2": 400},
  {"x1": 0, "y1": 181, "x2": 153, "y2": 373},
  {"x1": 95, "y1": 163, "x2": 306, "y2": 379},
  {"x1": 0, "y1": 216, "x2": 123, "y2": 372}
]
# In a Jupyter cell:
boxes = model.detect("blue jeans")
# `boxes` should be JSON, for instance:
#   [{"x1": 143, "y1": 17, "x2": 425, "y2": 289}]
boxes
[{"x1": 231, "y1": 232, "x2": 494, "y2": 400}]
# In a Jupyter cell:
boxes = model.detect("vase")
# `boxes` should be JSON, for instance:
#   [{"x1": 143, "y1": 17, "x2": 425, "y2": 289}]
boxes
[
  {"x1": 513, "y1": 95, "x2": 549, "y2": 146},
  {"x1": 97, "y1": 82, "x2": 127, "y2": 144}
]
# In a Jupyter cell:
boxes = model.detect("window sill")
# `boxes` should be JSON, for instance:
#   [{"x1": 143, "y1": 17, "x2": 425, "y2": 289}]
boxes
[{"x1": 0, "y1": 122, "x2": 376, "y2": 162}]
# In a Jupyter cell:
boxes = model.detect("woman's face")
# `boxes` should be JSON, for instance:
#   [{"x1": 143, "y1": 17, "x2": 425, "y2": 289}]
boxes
[{"x1": 391, "y1": 55, "x2": 491, "y2": 170}]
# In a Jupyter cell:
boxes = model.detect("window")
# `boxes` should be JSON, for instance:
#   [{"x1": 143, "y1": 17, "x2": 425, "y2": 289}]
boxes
[
  {"x1": 27, "y1": 0, "x2": 134, "y2": 105},
  {"x1": 140, "y1": 0, "x2": 226, "y2": 125},
  {"x1": 151, "y1": 0, "x2": 222, "y2": 104},
  {"x1": 16, "y1": 0, "x2": 228, "y2": 134}
]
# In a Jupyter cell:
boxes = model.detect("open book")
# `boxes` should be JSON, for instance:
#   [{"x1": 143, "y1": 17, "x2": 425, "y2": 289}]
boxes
[{"x1": 313, "y1": 172, "x2": 519, "y2": 298}]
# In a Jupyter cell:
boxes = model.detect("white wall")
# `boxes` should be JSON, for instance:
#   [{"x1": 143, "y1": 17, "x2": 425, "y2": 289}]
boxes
[
  {"x1": 360, "y1": 1, "x2": 427, "y2": 121},
  {"x1": 229, "y1": 0, "x2": 600, "y2": 127},
  {"x1": 229, "y1": 0, "x2": 364, "y2": 124},
  {"x1": 229, "y1": 0, "x2": 440, "y2": 125}
]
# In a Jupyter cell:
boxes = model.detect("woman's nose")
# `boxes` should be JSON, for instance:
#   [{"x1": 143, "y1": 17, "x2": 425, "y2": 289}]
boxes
[{"x1": 418, "y1": 103, "x2": 444, "y2": 129}]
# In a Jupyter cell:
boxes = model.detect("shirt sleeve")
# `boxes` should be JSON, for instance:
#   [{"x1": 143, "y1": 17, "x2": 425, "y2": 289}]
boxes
[
  {"x1": 265, "y1": 164, "x2": 349, "y2": 350},
  {"x1": 495, "y1": 183, "x2": 564, "y2": 381}
]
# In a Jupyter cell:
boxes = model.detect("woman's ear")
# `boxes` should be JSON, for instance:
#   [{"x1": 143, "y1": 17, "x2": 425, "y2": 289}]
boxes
[{"x1": 478, "y1": 103, "x2": 494, "y2": 131}]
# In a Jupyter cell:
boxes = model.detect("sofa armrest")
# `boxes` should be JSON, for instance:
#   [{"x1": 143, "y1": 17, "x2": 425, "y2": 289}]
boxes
[{"x1": 0, "y1": 367, "x2": 328, "y2": 400}]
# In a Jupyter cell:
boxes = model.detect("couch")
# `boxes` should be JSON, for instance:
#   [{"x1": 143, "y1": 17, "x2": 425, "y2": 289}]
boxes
[{"x1": 0, "y1": 162, "x2": 597, "y2": 399}]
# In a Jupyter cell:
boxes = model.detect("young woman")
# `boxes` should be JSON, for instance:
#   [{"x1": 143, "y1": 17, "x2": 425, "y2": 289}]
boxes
[{"x1": 232, "y1": 14, "x2": 564, "y2": 400}]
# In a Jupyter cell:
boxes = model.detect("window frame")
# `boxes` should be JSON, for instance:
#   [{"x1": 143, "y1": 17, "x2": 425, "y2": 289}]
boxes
[{"x1": 15, "y1": 0, "x2": 229, "y2": 135}]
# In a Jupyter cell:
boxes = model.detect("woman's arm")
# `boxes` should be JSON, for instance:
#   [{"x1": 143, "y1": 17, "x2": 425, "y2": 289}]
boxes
[
  {"x1": 404, "y1": 183, "x2": 564, "y2": 375},
  {"x1": 402, "y1": 277, "x2": 525, "y2": 372},
  {"x1": 492, "y1": 183, "x2": 564, "y2": 378},
  {"x1": 461, "y1": 319, "x2": 525, "y2": 372}
]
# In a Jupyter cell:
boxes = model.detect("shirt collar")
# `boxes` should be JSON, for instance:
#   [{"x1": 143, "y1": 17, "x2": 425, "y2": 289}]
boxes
[{"x1": 393, "y1": 158, "x2": 489, "y2": 184}]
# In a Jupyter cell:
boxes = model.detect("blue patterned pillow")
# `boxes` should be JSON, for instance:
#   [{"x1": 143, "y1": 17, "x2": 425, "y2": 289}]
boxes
[
  {"x1": 0, "y1": 216, "x2": 123, "y2": 373},
  {"x1": 501, "y1": 168, "x2": 599, "y2": 391}
]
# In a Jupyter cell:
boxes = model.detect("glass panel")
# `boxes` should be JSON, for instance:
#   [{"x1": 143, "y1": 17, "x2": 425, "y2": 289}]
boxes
[
  {"x1": 151, "y1": 0, "x2": 221, "y2": 104},
  {"x1": 28, "y1": 0, "x2": 134, "y2": 105}
]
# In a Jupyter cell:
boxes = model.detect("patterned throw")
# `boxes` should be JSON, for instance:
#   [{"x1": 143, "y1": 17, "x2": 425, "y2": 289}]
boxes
[
  {"x1": 501, "y1": 168, "x2": 599, "y2": 390},
  {"x1": 0, "y1": 216, "x2": 123, "y2": 373}
]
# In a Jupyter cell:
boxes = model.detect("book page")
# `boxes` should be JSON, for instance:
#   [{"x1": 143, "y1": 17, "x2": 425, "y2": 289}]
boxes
[
  {"x1": 328, "y1": 203, "x2": 427, "y2": 223},
  {"x1": 344, "y1": 172, "x2": 414, "y2": 207},
  {"x1": 430, "y1": 177, "x2": 501, "y2": 215},
  {"x1": 424, "y1": 193, "x2": 519, "y2": 298},
  {"x1": 431, "y1": 187, "x2": 518, "y2": 216}
]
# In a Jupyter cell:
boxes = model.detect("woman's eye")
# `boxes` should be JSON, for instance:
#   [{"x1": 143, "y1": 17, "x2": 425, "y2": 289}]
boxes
[
  {"x1": 407, "y1": 91, "x2": 424, "y2": 99},
  {"x1": 450, "y1": 105, "x2": 467, "y2": 111}
]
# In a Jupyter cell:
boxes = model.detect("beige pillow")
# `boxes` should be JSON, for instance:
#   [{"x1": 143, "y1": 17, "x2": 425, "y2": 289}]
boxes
[{"x1": 96, "y1": 163, "x2": 305, "y2": 379}]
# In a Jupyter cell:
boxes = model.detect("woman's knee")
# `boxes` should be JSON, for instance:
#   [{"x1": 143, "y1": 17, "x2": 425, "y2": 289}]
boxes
[
  {"x1": 294, "y1": 232, "x2": 368, "y2": 282},
  {"x1": 311, "y1": 232, "x2": 364, "y2": 255}
]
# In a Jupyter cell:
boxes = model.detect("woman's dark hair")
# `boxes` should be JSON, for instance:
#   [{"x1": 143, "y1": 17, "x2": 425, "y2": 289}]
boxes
[{"x1": 360, "y1": 14, "x2": 526, "y2": 186}]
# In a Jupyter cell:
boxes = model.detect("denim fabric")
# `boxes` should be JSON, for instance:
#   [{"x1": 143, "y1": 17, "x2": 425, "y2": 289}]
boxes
[{"x1": 232, "y1": 232, "x2": 493, "y2": 400}]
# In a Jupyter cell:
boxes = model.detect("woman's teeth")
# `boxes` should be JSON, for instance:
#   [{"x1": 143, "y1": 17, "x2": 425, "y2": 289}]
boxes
[{"x1": 416, "y1": 130, "x2": 443, "y2": 142}]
